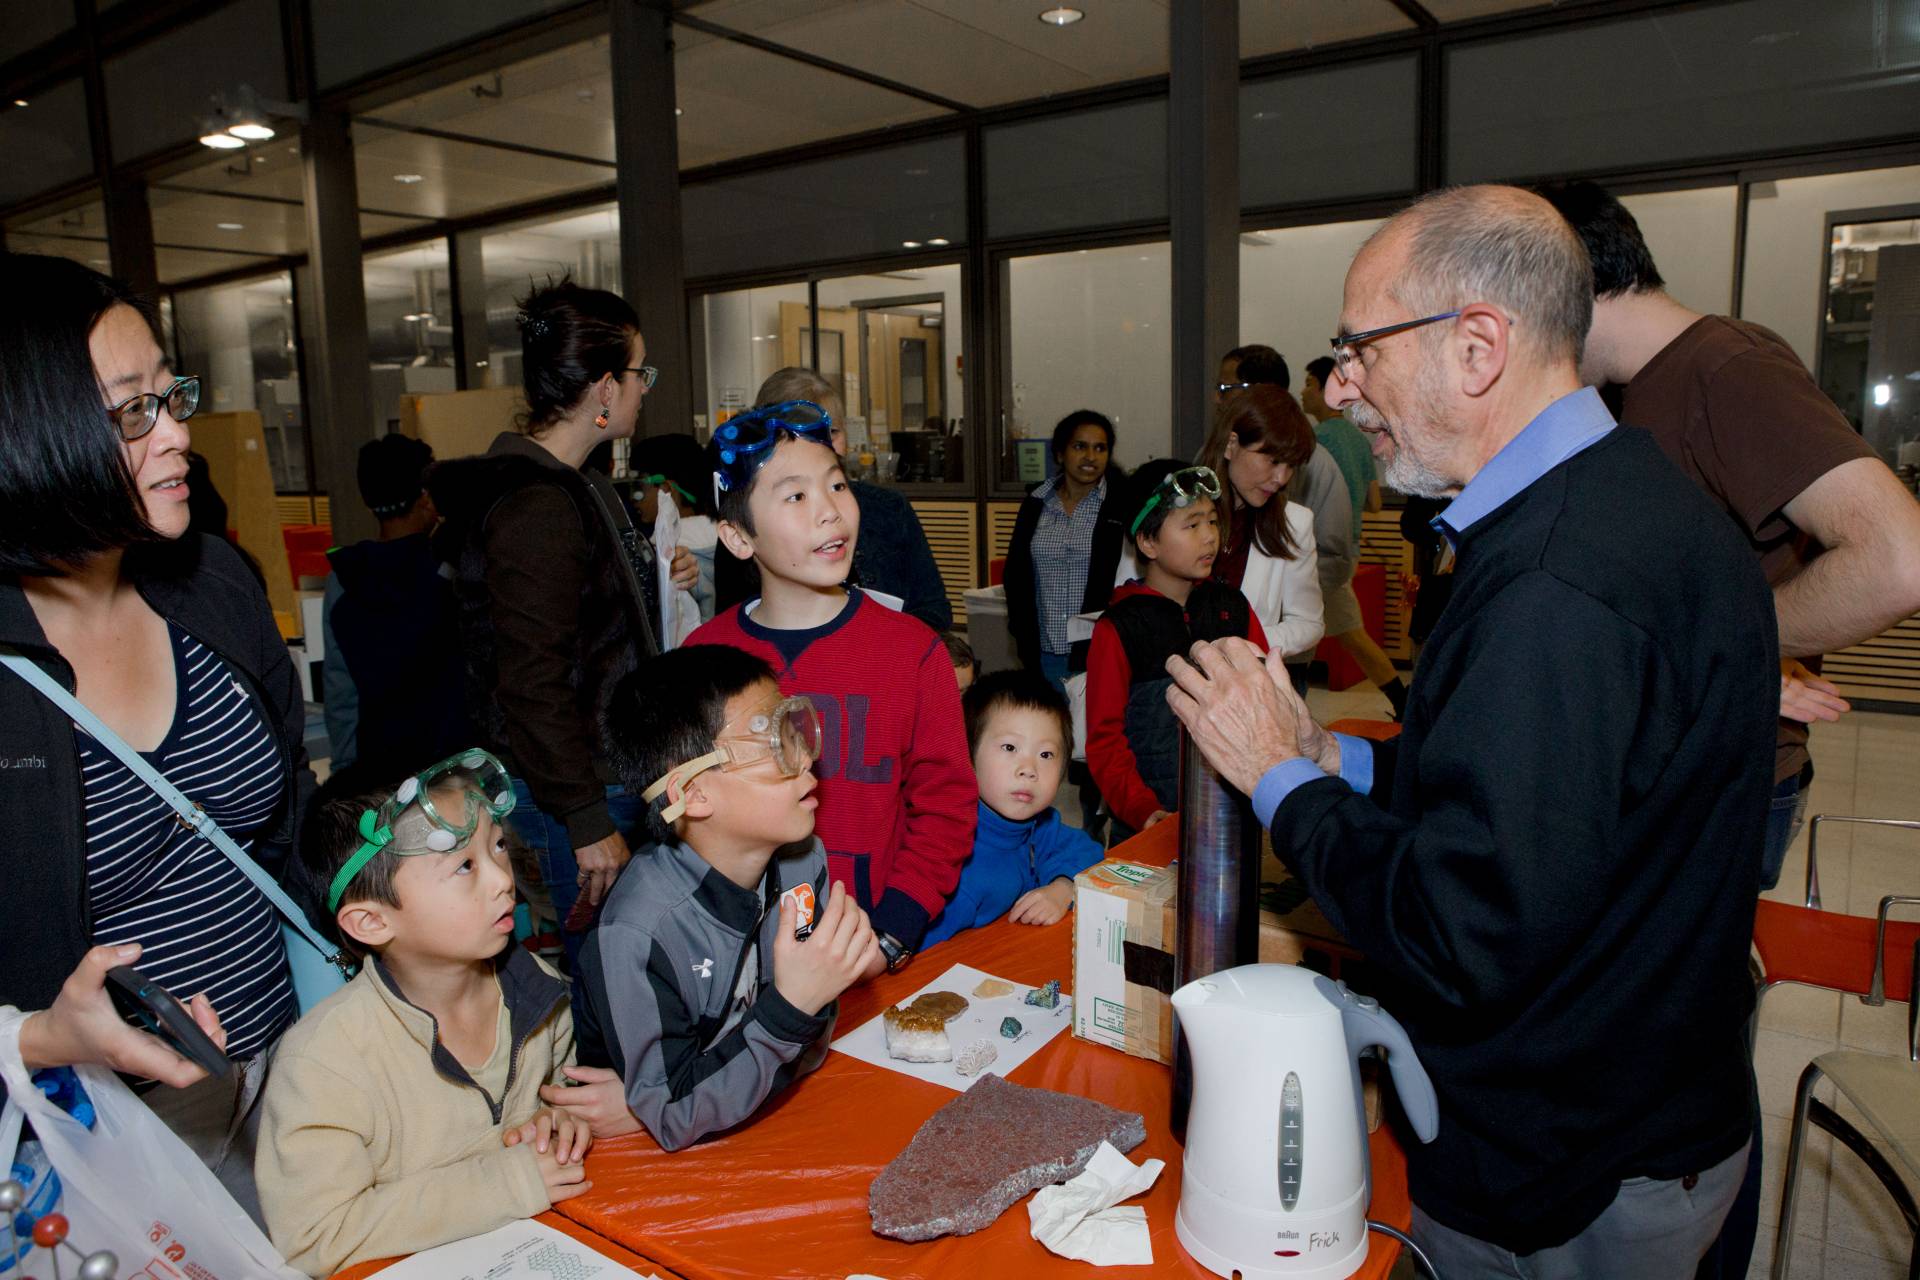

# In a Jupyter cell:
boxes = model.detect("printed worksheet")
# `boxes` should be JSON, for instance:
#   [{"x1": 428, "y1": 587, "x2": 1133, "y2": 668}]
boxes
[
  {"x1": 831, "y1": 963, "x2": 1073, "y2": 1091},
  {"x1": 372, "y1": 1219, "x2": 656, "y2": 1279}
]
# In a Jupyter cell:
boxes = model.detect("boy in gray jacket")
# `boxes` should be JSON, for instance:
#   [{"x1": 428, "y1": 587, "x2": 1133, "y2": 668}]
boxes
[{"x1": 547, "y1": 644, "x2": 881, "y2": 1150}]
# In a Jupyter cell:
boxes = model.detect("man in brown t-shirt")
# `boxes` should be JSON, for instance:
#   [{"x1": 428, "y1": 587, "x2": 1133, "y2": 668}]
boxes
[
  {"x1": 1544, "y1": 180, "x2": 1920, "y2": 1280},
  {"x1": 1545, "y1": 181, "x2": 1920, "y2": 887}
]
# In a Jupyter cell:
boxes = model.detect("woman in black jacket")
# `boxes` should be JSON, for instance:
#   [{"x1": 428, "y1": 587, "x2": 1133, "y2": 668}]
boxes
[
  {"x1": 0, "y1": 254, "x2": 316, "y2": 1217},
  {"x1": 1003, "y1": 409, "x2": 1128, "y2": 685},
  {"x1": 430, "y1": 281, "x2": 692, "y2": 971}
]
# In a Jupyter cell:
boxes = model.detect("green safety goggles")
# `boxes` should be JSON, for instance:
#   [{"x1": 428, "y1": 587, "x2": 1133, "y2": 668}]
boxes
[
  {"x1": 640, "y1": 473, "x2": 698, "y2": 506},
  {"x1": 327, "y1": 749, "x2": 517, "y2": 912},
  {"x1": 1130, "y1": 465, "x2": 1223, "y2": 535}
]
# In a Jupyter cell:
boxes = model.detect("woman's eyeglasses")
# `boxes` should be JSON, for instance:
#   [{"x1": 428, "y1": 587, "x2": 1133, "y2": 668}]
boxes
[
  {"x1": 624, "y1": 366, "x2": 660, "y2": 390},
  {"x1": 107, "y1": 377, "x2": 201, "y2": 442}
]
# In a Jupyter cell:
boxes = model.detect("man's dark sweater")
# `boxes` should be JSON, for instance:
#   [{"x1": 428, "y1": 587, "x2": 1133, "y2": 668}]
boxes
[{"x1": 1270, "y1": 427, "x2": 1777, "y2": 1252}]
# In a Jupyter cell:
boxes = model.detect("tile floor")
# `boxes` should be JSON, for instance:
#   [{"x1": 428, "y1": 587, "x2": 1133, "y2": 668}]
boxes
[{"x1": 1301, "y1": 684, "x2": 1919, "y2": 1280}]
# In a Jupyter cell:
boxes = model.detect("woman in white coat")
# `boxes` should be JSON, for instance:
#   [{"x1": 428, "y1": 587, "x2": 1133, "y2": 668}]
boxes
[{"x1": 1196, "y1": 385, "x2": 1323, "y2": 677}]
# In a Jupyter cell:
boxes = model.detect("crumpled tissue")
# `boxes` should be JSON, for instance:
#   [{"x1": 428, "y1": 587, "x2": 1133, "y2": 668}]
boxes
[{"x1": 1026, "y1": 1140, "x2": 1167, "y2": 1265}]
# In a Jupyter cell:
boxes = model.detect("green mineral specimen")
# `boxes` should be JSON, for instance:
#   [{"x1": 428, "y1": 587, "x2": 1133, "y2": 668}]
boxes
[
  {"x1": 999, "y1": 1016, "x2": 1022, "y2": 1038},
  {"x1": 1024, "y1": 980, "x2": 1060, "y2": 1009}
]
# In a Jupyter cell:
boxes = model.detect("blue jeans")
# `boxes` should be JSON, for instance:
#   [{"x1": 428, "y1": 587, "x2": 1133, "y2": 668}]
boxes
[
  {"x1": 1039, "y1": 651, "x2": 1069, "y2": 694},
  {"x1": 507, "y1": 777, "x2": 645, "y2": 972},
  {"x1": 1760, "y1": 762, "x2": 1813, "y2": 892}
]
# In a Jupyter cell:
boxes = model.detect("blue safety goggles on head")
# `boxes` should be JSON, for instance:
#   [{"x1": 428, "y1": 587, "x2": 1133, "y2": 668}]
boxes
[{"x1": 710, "y1": 400, "x2": 836, "y2": 500}]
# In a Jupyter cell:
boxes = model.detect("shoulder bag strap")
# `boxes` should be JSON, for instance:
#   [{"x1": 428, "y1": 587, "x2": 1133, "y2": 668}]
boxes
[{"x1": 0, "y1": 645, "x2": 348, "y2": 975}]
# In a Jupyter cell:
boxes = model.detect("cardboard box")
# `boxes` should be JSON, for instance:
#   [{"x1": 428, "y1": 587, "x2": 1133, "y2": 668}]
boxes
[{"x1": 1072, "y1": 858, "x2": 1177, "y2": 1065}]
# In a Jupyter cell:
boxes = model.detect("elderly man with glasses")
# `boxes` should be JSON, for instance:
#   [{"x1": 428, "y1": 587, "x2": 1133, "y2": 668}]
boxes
[{"x1": 1169, "y1": 185, "x2": 1779, "y2": 1280}]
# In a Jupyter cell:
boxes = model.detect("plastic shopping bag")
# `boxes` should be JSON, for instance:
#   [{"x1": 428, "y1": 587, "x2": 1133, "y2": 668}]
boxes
[{"x1": 0, "y1": 1007, "x2": 302, "y2": 1280}]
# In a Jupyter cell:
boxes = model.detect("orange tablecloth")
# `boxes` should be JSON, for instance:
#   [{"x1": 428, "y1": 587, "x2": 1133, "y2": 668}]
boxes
[{"x1": 545, "y1": 819, "x2": 1410, "y2": 1280}]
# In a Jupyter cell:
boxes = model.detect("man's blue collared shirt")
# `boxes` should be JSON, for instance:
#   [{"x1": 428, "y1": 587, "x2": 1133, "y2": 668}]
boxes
[{"x1": 1251, "y1": 387, "x2": 1616, "y2": 828}]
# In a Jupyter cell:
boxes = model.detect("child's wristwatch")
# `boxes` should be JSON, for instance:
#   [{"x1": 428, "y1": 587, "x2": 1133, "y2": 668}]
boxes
[{"x1": 876, "y1": 931, "x2": 913, "y2": 972}]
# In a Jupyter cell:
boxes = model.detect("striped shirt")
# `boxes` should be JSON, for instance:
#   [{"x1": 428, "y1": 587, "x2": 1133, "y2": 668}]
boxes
[
  {"x1": 1030, "y1": 474, "x2": 1106, "y2": 655},
  {"x1": 77, "y1": 621, "x2": 295, "y2": 1063}
]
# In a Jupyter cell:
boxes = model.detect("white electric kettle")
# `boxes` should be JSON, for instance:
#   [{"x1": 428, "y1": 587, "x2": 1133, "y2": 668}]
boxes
[{"x1": 1172, "y1": 964, "x2": 1439, "y2": 1280}]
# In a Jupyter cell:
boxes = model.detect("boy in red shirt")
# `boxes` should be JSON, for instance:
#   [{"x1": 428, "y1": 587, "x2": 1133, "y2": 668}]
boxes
[
  {"x1": 1086, "y1": 460, "x2": 1268, "y2": 843},
  {"x1": 687, "y1": 401, "x2": 975, "y2": 972}
]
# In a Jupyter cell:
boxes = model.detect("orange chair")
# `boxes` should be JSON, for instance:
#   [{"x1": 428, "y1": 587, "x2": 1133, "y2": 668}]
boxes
[{"x1": 1762, "y1": 815, "x2": 1920, "y2": 1279}]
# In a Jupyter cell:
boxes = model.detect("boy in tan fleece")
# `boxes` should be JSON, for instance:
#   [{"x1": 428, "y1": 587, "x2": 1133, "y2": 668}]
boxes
[{"x1": 257, "y1": 753, "x2": 589, "y2": 1276}]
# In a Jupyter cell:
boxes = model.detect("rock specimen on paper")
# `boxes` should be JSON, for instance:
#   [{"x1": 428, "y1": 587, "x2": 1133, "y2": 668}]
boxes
[
  {"x1": 972, "y1": 977, "x2": 1016, "y2": 999},
  {"x1": 999, "y1": 1016, "x2": 1022, "y2": 1039},
  {"x1": 953, "y1": 1039, "x2": 998, "y2": 1077},
  {"x1": 869, "y1": 1073, "x2": 1146, "y2": 1241},
  {"x1": 1024, "y1": 979, "x2": 1061, "y2": 1009},
  {"x1": 883, "y1": 991, "x2": 970, "y2": 1063}
]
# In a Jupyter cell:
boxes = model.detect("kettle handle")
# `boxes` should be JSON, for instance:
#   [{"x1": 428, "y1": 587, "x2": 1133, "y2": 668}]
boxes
[{"x1": 1316, "y1": 975, "x2": 1440, "y2": 1143}]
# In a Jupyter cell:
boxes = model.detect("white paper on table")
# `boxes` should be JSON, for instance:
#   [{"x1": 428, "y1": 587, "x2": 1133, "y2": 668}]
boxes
[
  {"x1": 829, "y1": 963, "x2": 1072, "y2": 1091},
  {"x1": 370, "y1": 1219, "x2": 655, "y2": 1279},
  {"x1": 1027, "y1": 1140, "x2": 1166, "y2": 1265}
]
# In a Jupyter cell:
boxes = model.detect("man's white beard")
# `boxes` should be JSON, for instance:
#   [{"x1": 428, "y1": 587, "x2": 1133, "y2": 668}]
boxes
[{"x1": 1348, "y1": 397, "x2": 1452, "y2": 499}]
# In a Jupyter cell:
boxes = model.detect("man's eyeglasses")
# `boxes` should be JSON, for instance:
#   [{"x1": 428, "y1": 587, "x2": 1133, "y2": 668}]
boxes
[
  {"x1": 624, "y1": 366, "x2": 659, "y2": 390},
  {"x1": 1327, "y1": 310, "x2": 1461, "y2": 379},
  {"x1": 108, "y1": 376, "x2": 201, "y2": 442},
  {"x1": 1216, "y1": 381, "x2": 1253, "y2": 395}
]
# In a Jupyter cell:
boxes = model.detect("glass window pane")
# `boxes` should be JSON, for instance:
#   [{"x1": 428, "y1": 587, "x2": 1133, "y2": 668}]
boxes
[
  {"x1": 1002, "y1": 242, "x2": 1171, "y2": 487},
  {"x1": 0, "y1": 0, "x2": 71, "y2": 62},
  {"x1": 677, "y1": 33, "x2": 953, "y2": 168},
  {"x1": 1616, "y1": 186, "x2": 1738, "y2": 317},
  {"x1": 985, "y1": 99, "x2": 1168, "y2": 240},
  {"x1": 315, "y1": 0, "x2": 579, "y2": 90},
  {"x1": 1239, "y1": 217, "x2": 1388, "y2": 390},
  {"x1": 690, "y1": 281, "x2": 811, "y2": 435},
  {"x1": 1822, "y1": 212, "x2": 1920, "y2": 466},
  {"x1": 172, "y1": 273, "x2": 306, "y2": 490},
  {"x1": 104, "y1": 0, "x2": 286, "y2": 164},
  {"x1": 817, "y1": 264, "x2": 965, "y2": 487},
  {"x1": 4, "y1": 195, "x2": 110, "y2": 270},
  {"x1": 0, "y1": 81, "x2": 92, "y2": 208},
  {"x1": 365, "y1": 242, "x2": 456, "y2": 436},
  {"x1": 352, "y1": 124, "x2": 615, "y2": 222},
  {"x1": 1241, "y1": 56, "x2": 1417, "y2": 210},
  {"x1": 1447, "y1": 0, "x2": 1920, "y2": 184},
  {"x1": 369, "y1": 36, "x2": 614, "y2": 164},
  {"x1": 479, "y1": 204, "x2": 623, "y2": 391},
  {"x1": 1742, "y1": 165, "x2": 1920, "y2": 372},
  {"x1": 682, "y1": 1, "x2": 1169, "y2": 109},
  {"x1": 682, "y1": 135, "x2": 965, "y2": 279}
]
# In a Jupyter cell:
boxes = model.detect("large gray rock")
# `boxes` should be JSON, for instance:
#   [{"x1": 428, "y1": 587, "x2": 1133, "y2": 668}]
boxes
[{"x1": 868, "y1": 1074, "x2": 1146, "y2": 1242}]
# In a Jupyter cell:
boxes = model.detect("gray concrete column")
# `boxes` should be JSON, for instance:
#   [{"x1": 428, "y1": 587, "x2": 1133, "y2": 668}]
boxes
[{"x1": 1169, "y1": 0, "x2": 1240, "y2": 460}]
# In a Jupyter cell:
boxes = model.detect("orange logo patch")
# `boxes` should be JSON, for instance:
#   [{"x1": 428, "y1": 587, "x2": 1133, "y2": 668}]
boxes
[{"x1": 784, "y1": 883, "x2": 817, "y2": 932}]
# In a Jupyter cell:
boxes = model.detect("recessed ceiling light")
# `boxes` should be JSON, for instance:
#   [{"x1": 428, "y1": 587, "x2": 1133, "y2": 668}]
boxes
[
  {"x1": 217, "y1": 221, "x2": 245, "y2": 230},
  {"x1": 11, "y1": 99, "x2": 27, "y2": 108},
  {"x1": 675, "y1": 106, "x2": 684, "y2": 116},
  {"x1": 1038, "y1": 6, "x2": 1084, "y2": 26},
  {"x1": 393, "y1": 173, "x2": 424, "y2": 184},
  {"x1": 927, "y1": 237, "x2": 950, "y2": 246},
  {"x1": 902, "y1": 240, "x2": 923, "y2": 249}
]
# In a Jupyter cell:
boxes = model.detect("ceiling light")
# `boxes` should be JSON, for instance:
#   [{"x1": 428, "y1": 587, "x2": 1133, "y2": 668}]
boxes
[
  {"x1": 393, "y1": 173, "x2": 424, "y2": 184},
  {"x1": 11, "y1": 99, "x2": 27, "y2": 108},
  {"x1": 216, "y1": 222, "x2": 245, "y2": 230},
  {"x1": 1874, "y1": 381, "x2": 1893, "y2": 407},
  {"x1": 675, "y1": 107, "x2": 684, "y2": 116},
  {"x1": 1038, "y1": 6, "x2": 1084, "y2": 26},
  {"x1": 199, "y1": 120, "x2": 246, "y2": 149},
  {"x1": 227, "y1": 120, "x2": 275, "y2": 141},
  {"x1": 902, "y1": 240, "x2": 923, "y2": 249},
  {"x1": 927, "y1": 237, "x2": 950, "y2": 246}
]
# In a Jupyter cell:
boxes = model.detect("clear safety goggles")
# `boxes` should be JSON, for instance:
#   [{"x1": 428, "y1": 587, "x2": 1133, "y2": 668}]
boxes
[
  {"x1": 327, "y1": 749, "x2": 518, "y2": 911},
  {"x1": 641, "y1": 695, "x2": 824, "y2": 824},
  {"x1": 1130, "y1": 465, "x2": 1224, "y2": 535}
]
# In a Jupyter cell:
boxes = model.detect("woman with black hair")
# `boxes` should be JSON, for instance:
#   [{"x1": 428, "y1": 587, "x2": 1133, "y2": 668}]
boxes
[
  {"x1": 1003, "y1": 409, "x2": 1129, "y2": 689},
  {"x1": 0, "y1": 253, "x2": 316, "y2": 1215},
  {"x1": 430, "y1": 281, "x2": 692, "y2": 970}
]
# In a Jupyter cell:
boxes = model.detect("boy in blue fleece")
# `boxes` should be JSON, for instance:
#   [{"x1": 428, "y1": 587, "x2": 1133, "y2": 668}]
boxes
[{"x1": 922, "y1": 670, "x2": 1104, "y2": 947}]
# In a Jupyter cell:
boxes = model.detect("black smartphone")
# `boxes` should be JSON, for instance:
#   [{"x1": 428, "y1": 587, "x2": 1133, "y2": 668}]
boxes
[{"x1": 106, "y1": 965, "x2": 231, "y2": 1078}]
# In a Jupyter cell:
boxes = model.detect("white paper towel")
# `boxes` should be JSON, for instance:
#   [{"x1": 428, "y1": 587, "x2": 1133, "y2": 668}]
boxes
[{"x1": 1027, "y1": 1141, "x2": 1167, "y2": 1265}]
